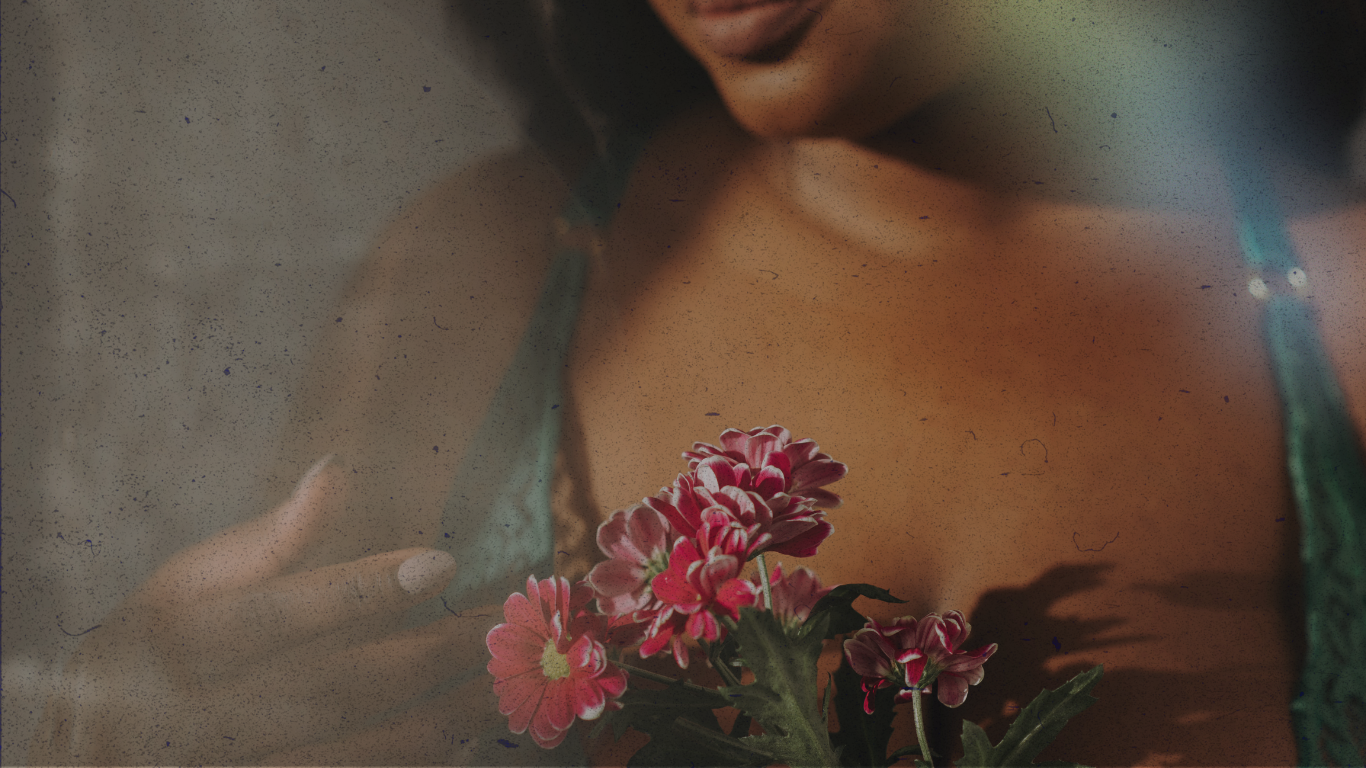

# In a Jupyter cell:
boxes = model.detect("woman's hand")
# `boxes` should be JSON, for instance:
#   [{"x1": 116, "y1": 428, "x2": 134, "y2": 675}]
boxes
[{"x1": 28, "y1": 458, "x2": 501, "y2": 765}]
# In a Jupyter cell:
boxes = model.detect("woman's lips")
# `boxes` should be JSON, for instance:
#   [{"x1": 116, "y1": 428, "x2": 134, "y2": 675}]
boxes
[{"x1": 690, "y1": 0, "x2": 823, "y2": 59}]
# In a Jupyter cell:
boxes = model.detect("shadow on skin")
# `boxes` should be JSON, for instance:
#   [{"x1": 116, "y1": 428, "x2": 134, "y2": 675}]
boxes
[{"x1": 923, "y1": 563, "x2": 1304, "y2": 766}]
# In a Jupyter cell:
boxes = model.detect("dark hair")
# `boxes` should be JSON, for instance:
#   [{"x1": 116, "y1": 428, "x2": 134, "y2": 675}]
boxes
[
  {"x1": 450, "y1": 1, "x2": 1364, "y2": 173},
  {"x1": 447, "y1": 1, "x2": 713, "y2": 177},
  {"x1": 1263, "y1": 0, "x2": 1366, "y2": 171}
]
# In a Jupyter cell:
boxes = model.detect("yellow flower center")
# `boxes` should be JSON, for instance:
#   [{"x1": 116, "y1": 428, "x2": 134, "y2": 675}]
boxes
[{"x1": 540, "y1": 640, "x2": 572, "y2": 681}]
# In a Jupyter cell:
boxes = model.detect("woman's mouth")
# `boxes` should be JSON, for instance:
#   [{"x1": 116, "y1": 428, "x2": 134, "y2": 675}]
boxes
[{"x1": 689, "y1": 0, "x2": 825, "y2": 60}]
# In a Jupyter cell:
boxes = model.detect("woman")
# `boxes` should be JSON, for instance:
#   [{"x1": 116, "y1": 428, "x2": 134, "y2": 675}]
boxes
[{"x1": 29, "y1": 1, "x2": 1365, "y2": 765}]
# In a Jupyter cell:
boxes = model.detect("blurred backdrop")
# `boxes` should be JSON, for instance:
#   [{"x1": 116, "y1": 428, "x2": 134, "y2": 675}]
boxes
[{"x1": 1, "y1": 1, "x2": 521, "y2": 761}]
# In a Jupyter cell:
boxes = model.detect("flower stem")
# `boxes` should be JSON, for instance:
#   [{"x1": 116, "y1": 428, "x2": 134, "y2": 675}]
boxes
[
  {"x1": 701, "y1": 639, "x2": 743, "y2": 688},
  {"x1": 616, "y1": 662, "x2": 732, "y2": 705},
  {"x1": 757, "y1": 552, "x2": 774, "y2": 611},
  {"x1": 671, "y1": 715, "x2": 775, "y2": 764},
  {"x1": 911, "y1": 688, "x2": 934, "y2": 768}
]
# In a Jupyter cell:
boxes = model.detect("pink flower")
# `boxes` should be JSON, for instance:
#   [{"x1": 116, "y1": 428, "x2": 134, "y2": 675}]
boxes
[
  {"x1": 644, "y1": 458, "x2": 834, "y2": 559},
  {"x1": 755, "y1": 563, "x2": 835, "y2": 630},
  {"x1": 637, "y1": 537, "x2": 759, "y2": 669},
  {"x1": 683, "y1": 425, "x2": 848, "y2": 508},
  {"x1": 586, "y1": 505, "x2": 675, "y2": 617},
  {"x1": 843, "y1": 611, "x2": 997, "y2": 712},
  {"x1": 486, "y1": 576, "x2": 628, "y2": 749}
]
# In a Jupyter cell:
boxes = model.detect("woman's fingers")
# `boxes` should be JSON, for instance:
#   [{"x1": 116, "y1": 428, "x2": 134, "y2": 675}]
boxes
[
  {"x1": 162, "y1": 547, "x2": 459, "y2": 675},
  {"x1": 144, "y1": 456, "x2": 339, "y2": 602}
]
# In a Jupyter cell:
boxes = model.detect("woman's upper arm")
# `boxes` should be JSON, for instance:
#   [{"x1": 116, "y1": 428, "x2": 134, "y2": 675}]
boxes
[{"x1": 273, "y1": 145, "x2": 571, "y2": 560}]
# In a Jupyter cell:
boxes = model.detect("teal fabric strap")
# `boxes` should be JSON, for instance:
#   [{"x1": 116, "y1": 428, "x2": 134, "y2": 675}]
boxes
[
  {"x1": 416, "y1": 131, "x2": 650, "y2": 622},
  {"x1": 1226, "y1": 152, "x2": 1366, "y2": 765},
  {"x1": 398, "y1": 135, "x2": 648, "y2": 763}
]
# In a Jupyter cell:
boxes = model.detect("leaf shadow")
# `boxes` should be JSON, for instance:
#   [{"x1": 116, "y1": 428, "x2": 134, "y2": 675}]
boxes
[{"x1": 921, "y1": 563, "x2": 1302, "y2": 766}]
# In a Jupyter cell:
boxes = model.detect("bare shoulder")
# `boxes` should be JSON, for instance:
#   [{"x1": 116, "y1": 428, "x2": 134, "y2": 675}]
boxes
[{"x1": 275, "y1": 146, "x2": 571, "y2": 554}]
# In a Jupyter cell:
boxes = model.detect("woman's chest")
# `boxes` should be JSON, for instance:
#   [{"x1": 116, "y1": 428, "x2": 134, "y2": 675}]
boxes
[{"x1": 556, "y1": 181, "x2": 1366, "y2": 763}]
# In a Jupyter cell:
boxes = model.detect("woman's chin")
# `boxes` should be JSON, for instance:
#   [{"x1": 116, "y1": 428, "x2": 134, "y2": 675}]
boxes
[{"x1": 713, "y1": 69, "x2": 923, "y2": 142}]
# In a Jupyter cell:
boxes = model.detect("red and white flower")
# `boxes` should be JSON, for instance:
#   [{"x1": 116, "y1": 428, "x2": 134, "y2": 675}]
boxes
[
  {"x1": 638, "y1": 537, "x2": 759, "y2": 669},
  {"x1": 486, "y1": 576, "x2": 628, "y2": 749},
  {"x1": 843, "y1": 611, "x2": 997, "y2": 712},
  {"x1": 586, "y1": 505, "x2": 675, "y2": 617},
  {"x1": 644, "y1": 458, "x2": 834, "y2": 559},
  {"x1": 757, "y1": 563, "x2": 835, "y2": 631},
  {"x1": 683, "y1": 425, "x2": 849, "y2": 508}
]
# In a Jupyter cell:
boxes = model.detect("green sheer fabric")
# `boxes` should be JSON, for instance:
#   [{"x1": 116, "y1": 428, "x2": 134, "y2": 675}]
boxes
[
  {"x1": 1226, "y1": 153, "x2": 1366, "y2": 766},
  {"x1": 417, "y1": 132, "x2": 649, "y2": 621},
  {"x1": 405, "y1": 134, "x2": 649, "y2": 764}
]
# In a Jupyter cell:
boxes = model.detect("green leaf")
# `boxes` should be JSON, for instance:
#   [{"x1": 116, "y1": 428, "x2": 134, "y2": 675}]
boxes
[
  {"x1": 598, "y1": 677, "x2": 736, "y2": 766},
  {"x1": 806, "y1": 583, "x2": 907, "y2": 639},
  {"x1": 721, "y1": 607, "x2": 839, "y2": 767},
  {"x1": 957, "y1": 665, "x2": 1104, "y2": 768},
  {"x1": 828, "y1": 655, "x2": 899, "y2": 767},
  {"x1": 629, "y1": 716, "x2": 774, "y2": 767}
]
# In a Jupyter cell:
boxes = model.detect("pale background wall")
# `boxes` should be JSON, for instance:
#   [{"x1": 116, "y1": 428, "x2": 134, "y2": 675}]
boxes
[{"x1": 1, "y1": 1, "x2": 521, "y2": 761}]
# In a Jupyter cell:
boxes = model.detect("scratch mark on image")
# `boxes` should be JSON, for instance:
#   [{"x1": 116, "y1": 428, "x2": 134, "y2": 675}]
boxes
[
  {"x1": 1019, "y1": 438, "x2": 1049, "y2": 463},
  {"x1": 1045, "y1": 107, "x2": 1057, "y2": 133},
  {"x1": 58, "y1": 619, "x2": 102, "y2": 637},
  {"x1": 56, "y1": 532, "x2": 101, "y2": 556},
  {"x1": 1016, "y1": 438, "x2": 1049, "y2": 475},
  {"x1": 759, "y1": 269, "x2": 779, "y2": 280},
  {"x1": 441, "y1": 597, "x2": 491, "y2": 619},
  {"x1": 433, "y1": 316, "x2": 451, "y2": 331},
  {"x1": 1073, "y1": 531, "x2": 1120, "y2": 552}
]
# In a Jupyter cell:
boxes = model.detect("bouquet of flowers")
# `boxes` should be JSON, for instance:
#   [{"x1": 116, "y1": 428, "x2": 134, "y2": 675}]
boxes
[{"x1": 485, "y1": 426, "x2": 1103, "y2": 767}]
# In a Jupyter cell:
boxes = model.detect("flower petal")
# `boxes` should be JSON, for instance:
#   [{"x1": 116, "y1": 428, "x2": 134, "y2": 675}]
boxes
[
  {"x1": 638, "y1": 613, "x2": 678, "y2": 659},
  {"x1": 936, "y1": 673, "x2": 971, "y2": 708},
  {"x1": 487, "y1": 624, "x2": 547, "y2": 679},
  {"x1": 500, "y1": 590, "x2": 545, "y2": 634},
  {"x1": 529, "y1": 705, "x2": 569, "y2": 749},
  {"x1": 494, "y1": 675, "x2": 545, "y2": 731},
  {"x1": 686, "y1": 609, "x2": 720, "y2": 642},
  {"x1": 670, "y1": 631, "x2": 691, "y2": 669},
  {"x1": 651, "y1": 564, "x2": 702, "y2": 607},
  {"x1": 845, "y1": 632, "x2": 894, "y2": 678},
  {"x1": 790, "y1": 458, "x2": 848, "y2": 493},
  {"x1": 768, "y1": 518, "x2": 833, "y2": 557},
  {"x1": 903, "y1": 655, "x2": 929, "y2": 688},
  {"x1": 573, "y1": 675, "x2": 608, "y2": 720},
  {"x1": 587, "y1": 558, "x2": 647, "y2": 598},
  {"x1": 540, "y1": 678, "x2": 577, "y2": 731},
  {"x1": 715, "y1": 577, "x2": 758, "y2": 613},
  {"x1": 782, "y1": 439, "x2": 821, "y2": 467},
  {"x1": 939, "y1": 610, "x2": 971, "y2": 651}
]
